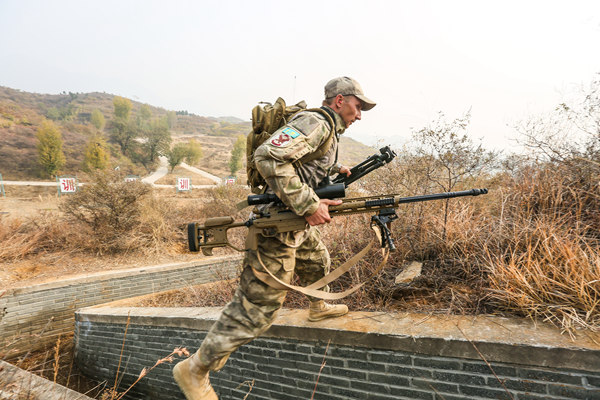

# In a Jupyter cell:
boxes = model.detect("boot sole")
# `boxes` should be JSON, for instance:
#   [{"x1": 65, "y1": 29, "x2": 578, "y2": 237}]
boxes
[{"x1": 308, "y1": 312, "x2": 348, "y2": 322}]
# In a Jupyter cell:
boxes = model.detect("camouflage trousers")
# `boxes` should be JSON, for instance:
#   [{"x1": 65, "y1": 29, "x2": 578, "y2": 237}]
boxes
[{"x1": 197, "y1": 226, "x2": 330, "y2": 370}]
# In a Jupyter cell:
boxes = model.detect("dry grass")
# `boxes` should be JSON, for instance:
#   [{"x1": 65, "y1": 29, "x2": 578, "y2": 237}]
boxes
[
  {"x1": 3, "y1": 335, "x2": 105, "y2": 399},
  {"x1": 486, "y1": 216, "x2": 600, "y2": 335},
  {"x1": 482, "y1": 162, "x2": 600, "y2": 334}
]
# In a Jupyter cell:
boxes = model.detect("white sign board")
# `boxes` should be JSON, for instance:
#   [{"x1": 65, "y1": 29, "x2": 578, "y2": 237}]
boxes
[
  {"x1": 59, "y1": 177, "x2": 77, "y2": 193},
  {"x1": 225, "y1": 178, "x2": 235, "y2": 185},
  {"x1": 177, "y1": 177, "x2": 191, "y2": 191},
  {"x1": 124, "y1": 175, "x2": 138, "y2": 183}
]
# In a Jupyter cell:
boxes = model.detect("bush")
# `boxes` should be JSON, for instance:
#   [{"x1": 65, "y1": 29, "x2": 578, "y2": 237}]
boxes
[{"x1": 60, "y1": 170, "x2": 162, "y2": 253}]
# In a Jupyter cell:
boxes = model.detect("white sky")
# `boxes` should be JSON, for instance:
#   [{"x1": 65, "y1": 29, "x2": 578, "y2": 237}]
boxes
[{"x1": 1, "y1": 0, "x2": 599, "y2": 152}]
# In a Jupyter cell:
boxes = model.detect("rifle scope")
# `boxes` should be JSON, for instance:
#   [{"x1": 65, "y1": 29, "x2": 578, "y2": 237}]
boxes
[{"x1": 247, "y1": 183, "x2": 346, "y2": 206}]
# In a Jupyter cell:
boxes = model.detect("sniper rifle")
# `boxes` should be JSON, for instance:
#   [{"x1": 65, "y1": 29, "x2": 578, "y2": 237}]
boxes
[{"x1": 188, "y1": 188, "x2": 488, "y2": 256}]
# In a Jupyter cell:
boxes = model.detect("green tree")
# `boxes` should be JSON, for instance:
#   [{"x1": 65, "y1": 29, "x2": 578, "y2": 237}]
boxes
[
  {"x1": 143, "y1": 117, "x2": 172, "y2": 164},
  {"x1": 36, "y1": 120, "x2": 66, "y2": 177},
  {"x1": 229, "y1": 134, "x2": 246, "y2": 175},
  {"x1": 110, "y1": 118, "x2": 139, "y2": 154},
  {"x1": 83, "y1": 135, "x2": 110, "y2": 171},
  {"x1": 110, "y1": 96, "x2": 137, "y2": 154},
  {"x1": 184, "y1": 139, "x2": 202, "y2": 165},
  {"x1": 166, "y1": 141, "x2": 203, "y2": 172},
  {"x1": 166, "y1": 111, "x2": 177, "y2": 129},
  {"x1": 166, "y1": 142, "x2": 189, "y2": 172},
  {"x1": 113, "y1": 96, "x2": 132, "y2": 120},
  {"x1": 139, "y1": 104, "x2": 152, "y2": 121},
  {"x1": 90, "y1": 109, "x2": 105, "y2": 130}
]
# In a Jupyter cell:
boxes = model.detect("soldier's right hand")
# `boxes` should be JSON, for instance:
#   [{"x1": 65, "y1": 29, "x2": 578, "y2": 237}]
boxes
[{"x1": 305, "y1": 199, "x2": 342, "y2": 226}]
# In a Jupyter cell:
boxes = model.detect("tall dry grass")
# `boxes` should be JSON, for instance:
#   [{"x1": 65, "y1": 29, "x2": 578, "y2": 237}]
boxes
[
  {"x1": 485, "y1": 215, "x2": 600, "y2": 335},
  {"x1": 0, "y1": 213, "x2": 74, "y2": 261},
  {"x1": 483, "y1": 162, "x2": 600, "y2": 334}
]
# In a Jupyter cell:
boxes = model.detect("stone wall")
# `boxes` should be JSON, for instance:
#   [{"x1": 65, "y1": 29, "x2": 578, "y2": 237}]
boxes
[
  {"x1": 0, "y1": 256, "x2": 242, "y2": 357},
  {"x1": 74, "y1": 307, "x2": 600, "y2": 400}
]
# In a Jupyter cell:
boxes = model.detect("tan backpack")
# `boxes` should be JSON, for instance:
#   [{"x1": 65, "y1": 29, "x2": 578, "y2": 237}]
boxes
[{"x1": 246, "y1": 97, "x2": 336, "y2": 193}]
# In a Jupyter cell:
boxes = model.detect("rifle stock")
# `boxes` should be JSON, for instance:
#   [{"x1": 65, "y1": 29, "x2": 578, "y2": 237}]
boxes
[{"x1": 187, "y1": 188, "x2": 488, "y2": 254}]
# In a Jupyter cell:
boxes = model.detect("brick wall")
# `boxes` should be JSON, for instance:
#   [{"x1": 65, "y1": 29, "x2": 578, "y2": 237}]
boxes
[
  {"x1": 74, "y1": 307, "x2": 600, "y2": 400},
  {"x1": 0, "y1": 255, "x2": 242, "y2": 357}
]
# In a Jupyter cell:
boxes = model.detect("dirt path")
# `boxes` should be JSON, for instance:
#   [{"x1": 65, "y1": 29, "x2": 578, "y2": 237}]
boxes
[{"x1": 1, "y1": 159, "x2": 222, "y2": 188}]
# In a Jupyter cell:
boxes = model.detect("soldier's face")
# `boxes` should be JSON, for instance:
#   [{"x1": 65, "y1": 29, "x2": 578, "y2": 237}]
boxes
[{"x1": 339, "y1": 96, "x2": 363, "y2": 128}]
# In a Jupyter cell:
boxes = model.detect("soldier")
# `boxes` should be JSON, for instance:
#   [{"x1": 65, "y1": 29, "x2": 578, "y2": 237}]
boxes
[{"x1": 173, "y1": 77, "x2": 376, "y2": 400}]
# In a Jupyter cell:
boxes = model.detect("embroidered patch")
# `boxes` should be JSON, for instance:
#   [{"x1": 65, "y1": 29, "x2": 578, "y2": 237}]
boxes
[
  {"x1": 281, "y1": 127, "x2": 300, "y2": 138},
  {"x1": 270, "y1": 132, "x2": 292, "y2": 147}
]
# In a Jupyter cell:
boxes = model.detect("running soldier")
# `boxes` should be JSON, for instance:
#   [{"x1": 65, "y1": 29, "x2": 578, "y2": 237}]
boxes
[{"x1": 174, "y1": 76, "x2": 376, "y2": 400}]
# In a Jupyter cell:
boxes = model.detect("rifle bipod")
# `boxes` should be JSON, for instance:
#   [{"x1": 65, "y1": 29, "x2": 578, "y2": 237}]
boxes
[{"x1": 371, "y1": 208, "x2": 398, "y2": 251}]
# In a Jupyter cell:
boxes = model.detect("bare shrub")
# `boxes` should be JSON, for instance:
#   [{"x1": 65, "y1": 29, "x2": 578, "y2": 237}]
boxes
[
  {"x1": 59, "y1": 170, "x2": 173, "y2": 254},
  {"x1": 198, "y1": 184, "x2": 251, "y2": 217}
]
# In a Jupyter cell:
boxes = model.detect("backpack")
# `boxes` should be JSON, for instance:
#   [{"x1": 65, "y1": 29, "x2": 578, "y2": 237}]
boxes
[{"x1": 246, "y1": 97, "x2": 336, "y2": 194}]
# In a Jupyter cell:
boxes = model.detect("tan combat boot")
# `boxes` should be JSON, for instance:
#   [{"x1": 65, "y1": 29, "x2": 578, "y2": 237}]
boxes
[
  {"x1": 173, "y1": 352, "x2": 218, "y2": 400},
  {"x1": 308, "y1": 300, "x2": 349, "y2": 322}
]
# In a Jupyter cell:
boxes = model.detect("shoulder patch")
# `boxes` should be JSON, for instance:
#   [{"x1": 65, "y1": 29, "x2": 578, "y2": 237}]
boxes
[
  {"x1": 270, "y1": 132, "x2": 292, "y2": 147},
  {"x1": 281, "y1": 127, "x2": 300, "y2": 138}
]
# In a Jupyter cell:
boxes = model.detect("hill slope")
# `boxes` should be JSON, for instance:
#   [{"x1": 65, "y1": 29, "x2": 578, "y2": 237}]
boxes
[{"x1": 0, "y1": 86, "x2": 375, "y2": 180}]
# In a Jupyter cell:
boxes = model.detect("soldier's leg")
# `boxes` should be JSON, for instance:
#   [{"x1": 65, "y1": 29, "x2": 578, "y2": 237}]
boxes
[
  {"x1": 197, "y1": 234, "x2": 295, "y2": 369},
  {"x1": 295, "y1": 227, "x2": 330, "y2": 290},
  {"x1": 174, "y1": 234, "x2": 295, "y2": 400},
  {"x1": 295, "y1": 227, "x2": 348, "y2": 322}
]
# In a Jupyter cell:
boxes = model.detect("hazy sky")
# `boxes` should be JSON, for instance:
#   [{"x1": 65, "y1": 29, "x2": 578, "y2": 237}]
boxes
[{"x1": 1, "y1": 0, "x2": 599, "y2": 151}]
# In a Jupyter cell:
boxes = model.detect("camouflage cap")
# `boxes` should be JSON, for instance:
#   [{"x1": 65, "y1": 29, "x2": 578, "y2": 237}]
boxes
[{"x1": 324, "y1": 77, "x2": 376, "y2": 111}]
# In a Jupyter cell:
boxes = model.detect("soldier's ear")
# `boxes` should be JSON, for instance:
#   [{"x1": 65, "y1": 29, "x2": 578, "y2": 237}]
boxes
[{"x1": 334, "y1": 94, "x2": 344, "y2": 110}]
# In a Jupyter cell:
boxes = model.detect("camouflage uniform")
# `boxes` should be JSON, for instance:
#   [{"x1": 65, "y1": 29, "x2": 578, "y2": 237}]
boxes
[{"x1": 197, "y1": 108, "x2": 346, "y2": 370}]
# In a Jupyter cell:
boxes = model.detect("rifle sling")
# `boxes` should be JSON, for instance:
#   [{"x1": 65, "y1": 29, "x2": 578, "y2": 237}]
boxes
[{"x1": 251, "y1": 225, "x2": 389, "y2": 300}]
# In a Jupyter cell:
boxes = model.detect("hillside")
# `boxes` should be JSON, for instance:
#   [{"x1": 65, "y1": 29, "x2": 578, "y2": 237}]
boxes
[{"x1": 0, "y1": 86, "x2": 375, "y2": 180}]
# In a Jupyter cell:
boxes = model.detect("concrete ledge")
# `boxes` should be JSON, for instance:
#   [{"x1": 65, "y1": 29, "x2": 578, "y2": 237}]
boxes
[
  {"x1": 0, "y1": 360, "x2": 94, "y2": 400},
  {"x1": 0, "y1": 256, "x2": 242, "y2": 358},
  {"x1": 1, "y1": 256, "x2": 241, "y2": 294},
  {"x1": 77, "y1": 306, "x2": 600, "y2": 372}
]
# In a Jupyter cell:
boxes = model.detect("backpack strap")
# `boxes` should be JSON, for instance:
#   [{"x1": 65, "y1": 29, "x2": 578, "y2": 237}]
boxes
[{"x1": 250, "y1": 224, "x2": 390, "y2": 299}]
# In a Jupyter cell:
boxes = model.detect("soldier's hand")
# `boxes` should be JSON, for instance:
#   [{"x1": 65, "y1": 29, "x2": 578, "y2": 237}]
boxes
[
  {"x1": 339, "y1": 165, "x2": 351, "y2": 176},
  {"x1": 305, "y1": 199, "x2": 342, "y2": 226}
]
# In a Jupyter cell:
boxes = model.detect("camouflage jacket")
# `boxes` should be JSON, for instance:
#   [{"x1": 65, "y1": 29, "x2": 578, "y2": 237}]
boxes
[{"x1": 254, "y1": 107, "x2": 346, "y2": 217}]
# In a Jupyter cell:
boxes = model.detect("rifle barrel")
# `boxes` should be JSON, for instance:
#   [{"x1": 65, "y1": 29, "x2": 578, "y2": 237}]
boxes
[
  {"x1": 396, "y1": 188, "x2": 488, "y2": 204},
  {"x1": 329, "y1": 188, "x2": 488, "y2": 216}
]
